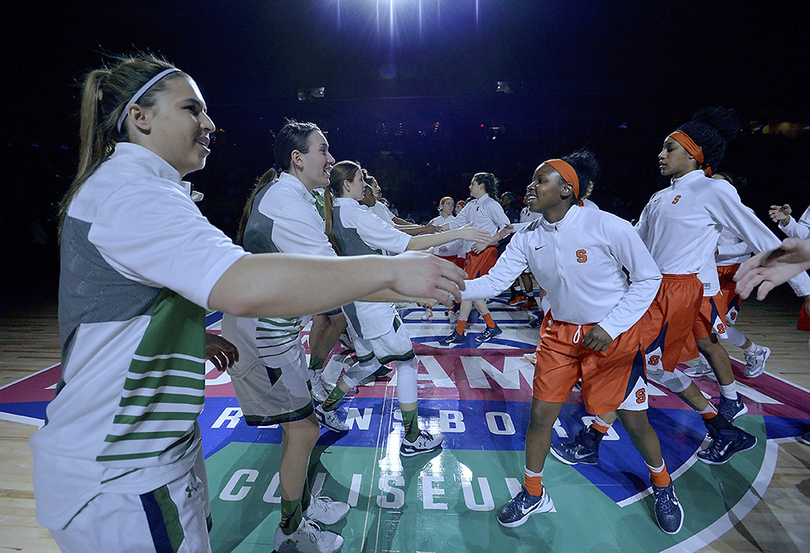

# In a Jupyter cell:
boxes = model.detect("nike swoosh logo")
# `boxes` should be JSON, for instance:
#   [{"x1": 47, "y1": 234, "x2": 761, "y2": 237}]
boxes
[
  {"x1": 534, "y1": 245, "x2": 546, "y2": 251},
  {"x1": 519, "y1": 499, "x2": 542, "y2": 515}
]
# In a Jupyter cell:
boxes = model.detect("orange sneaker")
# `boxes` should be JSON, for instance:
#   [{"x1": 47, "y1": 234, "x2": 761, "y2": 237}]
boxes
[{"x1": 509, "y1": 294, "x2": 527, "y2": 306}]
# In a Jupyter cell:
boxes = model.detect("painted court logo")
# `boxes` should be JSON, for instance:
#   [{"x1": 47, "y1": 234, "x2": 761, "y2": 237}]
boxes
[{"x1": 2, "y1": 301, "x2": 809, "y2": 552}]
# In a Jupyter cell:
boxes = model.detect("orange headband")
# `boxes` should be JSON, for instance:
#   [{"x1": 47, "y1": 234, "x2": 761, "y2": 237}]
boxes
[
  {"x1": 668, "y1": 130, "x2": 711, "y2": 176},
  {"x1": 544, "y1": 159, "x2": 582, "y2": 204},
  {"x1": 439, "y1": 196, "x2": 454, "y2": 206}
]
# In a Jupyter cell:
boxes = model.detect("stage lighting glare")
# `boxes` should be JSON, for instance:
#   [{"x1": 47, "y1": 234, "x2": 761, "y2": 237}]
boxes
[{"x1": 496, "y1": 81, "x2": 513, "y2": 94}]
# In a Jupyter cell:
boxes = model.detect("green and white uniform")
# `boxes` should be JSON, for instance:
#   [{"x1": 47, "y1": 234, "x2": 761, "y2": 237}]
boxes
[
  {"x1": 220, "y1": 172, "x2": 338, "y2": 425},
  {"x1": 30, "y1": 143, "x2": 247, "y2": 534}
]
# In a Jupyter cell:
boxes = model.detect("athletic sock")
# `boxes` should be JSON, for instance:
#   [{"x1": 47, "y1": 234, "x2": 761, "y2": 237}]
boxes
[
  {"x1": 701, "y1": 403, "x2": 734, "y2": 430},
  {"x1": 483, "y1": 313, "x2": 496, "y2": 328},
  {"x1": 523, "y1": 466, "x2": 544, "y2": 497},
  {"x1": 402, "y1": 407, "x2": 420, "y2": 442},
  {"x1": 719, "y1": 382, "x2": 738, "y2": 400},
  {"x1": 308, "y1": 354, "x2": 326, "y2": 372},
  {"x1": 322, "y1": 386, "x2": 348, "y2": 411},
  {"x1": 647, "y1": 462, "x2": 671, "y2": 488},
  {"x1": 742, "y1": 341, "x2": 759, "y2": 354},
  {"x1": 455, "y1": 320, "x2": 467, "y2": 335},
  {"x1": 591, "y1": 416, "x2": 613, "y2": 438},
  {"x1": 280, "y1": 498, "x2": 303, "y2": 534}
]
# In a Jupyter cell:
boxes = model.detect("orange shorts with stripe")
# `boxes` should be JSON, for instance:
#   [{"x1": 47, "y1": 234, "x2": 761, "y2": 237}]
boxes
[
  {"x1": 464, "y1": 245, "x2": 498, "y2": 279},
  {"x1": 694, "y1": 293, "x2": 728, "y2": 340},
  {"x1": 717, "y1": 264, "x2": 742, "y2": 324},
  {"x1": 645, "y1": 274, "x2": 703, "y2": 372},
  {"x1": 532, "y1": 311, "x2": 653, "y2": 415}
]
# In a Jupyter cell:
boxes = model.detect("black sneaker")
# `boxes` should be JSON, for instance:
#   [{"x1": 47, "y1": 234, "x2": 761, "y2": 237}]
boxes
[
  {"x1": 697, "y1": 426, "x2": 757, "y2": 465},
  {"x1": 474, "y1": 325, "x2": 503, "y2": 342},
  {"x1": 550, "y1": 428, "x2": 601, "y2": 466},
  {"x1": 439, "y1": 330, "x2": 465, "y2": 345},
  {"x1": 717, "y1": 393, "x2": 748, "y2": 421},
  {"x1": 652, "y1": 482, "x2": 684, "y2": 534},
  {"x1": 528, "y1": 315, "x2": 543, "y2": 328},
  {"x1": 496, "y1": 486, "x2": 554, "y2": 528}
]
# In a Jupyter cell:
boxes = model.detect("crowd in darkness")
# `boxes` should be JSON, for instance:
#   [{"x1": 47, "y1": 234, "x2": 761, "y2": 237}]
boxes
[{"x1": 3, "y1": 95, "x2": 809, "y2": 309}]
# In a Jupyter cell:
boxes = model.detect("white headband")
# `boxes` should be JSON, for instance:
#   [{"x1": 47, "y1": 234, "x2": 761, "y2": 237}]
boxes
[{"x1": 116, "y1": 68, "x2": 182, "y2": 132}]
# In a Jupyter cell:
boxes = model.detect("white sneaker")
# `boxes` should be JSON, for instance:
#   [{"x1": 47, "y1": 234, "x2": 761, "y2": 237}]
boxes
[
  {"x1": 683, "y1": 354, "x2": 713, "y2": 378},
  {"x1": 274, "y1": 519, "x2": 343, "y2": 553},
  {"x1": 305, "y1": 494, "x2": 350, "y2": 525},
  {"x1": 400, "y1": 429, "x2": 444, "y2": 457},
  {"x1": 314, "y1": 404, "x2": 348, "y2": 433},
  {"x1": 523, "y1": 352, "x2": 537, "y2": 364},
  {"x1": 744, "y1": 345, "x2": 771, "y2": 378},
  {"x1": 421, "y1": 307, "x2": 433, "y2": 321},
  {"x1": 310, "y1": 373, "x2": 332, "y2": 404},
  {"x1": 448, "y1": 310, "x2": 458, "y2": 324}
]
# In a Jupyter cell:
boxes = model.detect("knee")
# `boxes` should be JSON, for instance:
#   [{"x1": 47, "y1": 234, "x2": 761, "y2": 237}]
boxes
[
  {"x1": 293, "y1": 416, "x2": 322, "y2": 448},
  {"x1": 618, "y1": 411, "x2": 651, "y2": 436}
]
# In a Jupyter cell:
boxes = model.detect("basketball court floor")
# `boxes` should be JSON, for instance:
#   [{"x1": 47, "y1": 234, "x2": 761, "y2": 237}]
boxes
[{"x1": 1, "y1": 291, "x2": 809, "y2": 552}]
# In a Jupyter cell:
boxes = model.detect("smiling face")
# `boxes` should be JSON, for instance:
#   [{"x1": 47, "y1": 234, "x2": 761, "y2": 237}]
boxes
[
  {"x1": 132, "y1": 76, "x2": 215, "y2": 177},
  {"x1": 526, "y1": 163, "x2": 573, "y2": 221},
  {"x1": 658, "y1": 137, "x2": 697, "y2": 178},
  {"x1": 295, "y1": 131, "x2": 335, "y2": 190}
]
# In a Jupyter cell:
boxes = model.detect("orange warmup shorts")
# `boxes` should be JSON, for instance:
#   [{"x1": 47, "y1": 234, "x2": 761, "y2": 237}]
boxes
[
  {"x1": 644, "y1": 274, "x2": 703, "y2": 371},
  {"x1": 694, "y1": 293, "x2": 729, "y2": 340},
  {"x1": 532, "y1": 311, "x2": 655, "y2": 415},
  {"x1": 464, "y1": 245, "x2": 498, "y2": 279},
  {"x1": 436, "y1": 254, "x2": 467, "y2": 270},
  {"x1": 717, "y1": 264, "x2": 742, "y2": 324}
]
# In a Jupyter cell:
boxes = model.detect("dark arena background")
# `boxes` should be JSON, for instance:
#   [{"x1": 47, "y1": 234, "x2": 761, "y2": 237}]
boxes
[{"x1": 2, "y1": 1, "x2": 809, "y2": 552}]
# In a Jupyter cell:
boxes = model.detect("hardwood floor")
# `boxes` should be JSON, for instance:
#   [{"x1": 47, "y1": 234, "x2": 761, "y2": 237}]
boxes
[{"x1": 1, "y1": 294, "x2": 808, "y2": 552}]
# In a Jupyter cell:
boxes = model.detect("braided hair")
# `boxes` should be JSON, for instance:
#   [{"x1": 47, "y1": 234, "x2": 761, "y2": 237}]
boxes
[{"x1": 676, "y1": 107, "x2": 739, "y2": 172}]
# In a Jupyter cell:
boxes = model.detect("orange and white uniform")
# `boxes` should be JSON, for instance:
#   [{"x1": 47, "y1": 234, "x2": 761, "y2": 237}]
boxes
[
  {"x1": 448, "y1": 192, "x2": 510, "y2": 277},
  {"x1": 636, "y1": 169, "x2": 810, "y2": 375},
  {"x1": 462, "y1": 205, "x2": 662, "y2": 414}
]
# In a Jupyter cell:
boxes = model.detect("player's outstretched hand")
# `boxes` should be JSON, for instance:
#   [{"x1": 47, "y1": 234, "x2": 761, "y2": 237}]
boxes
[
  {"x1": 735, "y1": 237, "x2": 810, "y2": 300},
  {"x1": 768, "y1": 204, "x2": 791, "y2": 224},
  {"x1": 390, "y1": 251, "x2": 466, "y2": 308}
]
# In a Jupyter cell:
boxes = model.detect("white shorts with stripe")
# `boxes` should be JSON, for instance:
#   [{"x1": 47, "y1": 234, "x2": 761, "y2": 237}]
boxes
[
  {"x1": 351, "y1": 313, "x2": 415, "y2": 366},
  {"x1": 227, "y1": 340, "x2": 313, "y2": 425},
  {"x1": 50, "y1": 448, "x2": 212, "y2": 553}
]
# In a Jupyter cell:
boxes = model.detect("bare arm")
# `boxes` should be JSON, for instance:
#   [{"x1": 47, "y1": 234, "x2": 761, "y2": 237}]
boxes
[
  {"x1": 208, "y1": 251, "x2": 466, "y2": 318},
  {"x1": 405, "y1": 224, "x2": 491, "y2": 251}
]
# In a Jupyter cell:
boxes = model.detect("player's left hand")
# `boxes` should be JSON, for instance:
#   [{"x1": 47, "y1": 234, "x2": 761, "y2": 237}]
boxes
[
  {"x1": 205, "y1": 332, "x2": 239, "y2": 371},
  {"x1": 582, "y1": 325, "x2": 612, "y2": 352}
]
